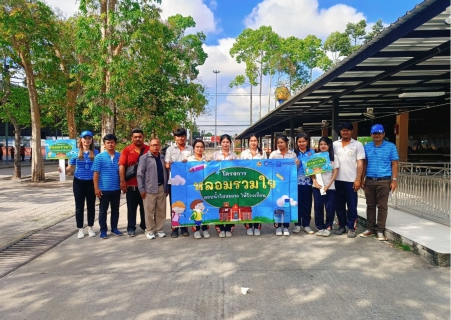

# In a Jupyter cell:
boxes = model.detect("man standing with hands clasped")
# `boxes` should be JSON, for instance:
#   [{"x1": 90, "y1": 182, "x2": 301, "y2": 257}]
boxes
[
  {"x1": 333, "y1": 122, "x2": 365, "y2": 238},
  {"x1": 360, "y1": 124, "x2": 399, "y2": 241},
  {"x1": 119, "y1": 129, "x2": 150, "y2": 237}
]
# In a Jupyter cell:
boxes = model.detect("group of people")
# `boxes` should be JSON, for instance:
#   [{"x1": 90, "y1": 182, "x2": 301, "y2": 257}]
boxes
[
  {"x1": 0, "y1": 146, "x2": 28, "y2": 161},
  {"x1": 67, "y1": 122, "x2": 399, "y2": 242}
]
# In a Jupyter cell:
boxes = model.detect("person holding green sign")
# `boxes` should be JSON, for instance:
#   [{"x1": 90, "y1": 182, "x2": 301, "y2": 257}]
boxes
[
  {"x1": 64, "y1": 130, "x2": 99, "y2": 239},
  {"x1": 293, "y1": 133, "x2": 315, "y2": 235},
  {"x1": 240, "y1": 133, "x2": 267, "y2": 236},
  {"x1": 311, "y1": 137, "x2": 339, "y2": 237},
  {"x1": 269, "y1": 135, "x2": 300, "y2": 236}
]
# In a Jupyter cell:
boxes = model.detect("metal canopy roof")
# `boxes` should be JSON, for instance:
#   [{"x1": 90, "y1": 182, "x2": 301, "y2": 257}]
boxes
[{"x1": 236, "y1": 0, "x2": 450, "y2": 139}]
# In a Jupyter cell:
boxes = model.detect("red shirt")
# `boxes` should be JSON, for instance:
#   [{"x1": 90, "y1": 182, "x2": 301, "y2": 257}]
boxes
[{"x1": 119, "y1": 144, "x2": 150, "y2": 186}]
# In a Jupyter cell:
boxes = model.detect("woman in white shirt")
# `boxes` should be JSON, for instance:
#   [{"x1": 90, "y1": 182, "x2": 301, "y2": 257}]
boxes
[
  {"x1": 269, "y1": 135, "x2": 300, "y2": 236},
  {"x1": 240, "y1": 133, "x2": 267, "y2": 236},
  {"x1": 186, "y1": 139, "x2": 211, "y2": 239},
  {"x1": 212, "y1": 134, "x2": 237, "y2": 238}
]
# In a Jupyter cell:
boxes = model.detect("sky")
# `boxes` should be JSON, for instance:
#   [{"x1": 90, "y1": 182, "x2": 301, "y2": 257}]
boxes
[{"x1": 44, "y1": 0, "x2": 422, "y2": 136}]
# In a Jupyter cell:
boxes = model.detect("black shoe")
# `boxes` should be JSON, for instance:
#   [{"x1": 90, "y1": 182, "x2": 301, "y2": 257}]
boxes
[
  {"x1": 128, "y1": 230, "x2": 136, "y2": 237},
  {"x1": 139, "y1": 224, "x2": 146, "y2": 231},
  {"x1": 334, "y1": 227, "x2": 346, "y2": 235},
  {"x1": 181, "y1": 227, "x2": 189, "y2": 236},
  {"x1": 171, "y1": 229, "x2": 179, "y2": 238}
]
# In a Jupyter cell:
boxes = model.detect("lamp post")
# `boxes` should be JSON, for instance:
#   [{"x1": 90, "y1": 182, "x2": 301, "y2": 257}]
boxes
[{"x1": 213, "y1": 70, "x2": 220, "y2": 148}]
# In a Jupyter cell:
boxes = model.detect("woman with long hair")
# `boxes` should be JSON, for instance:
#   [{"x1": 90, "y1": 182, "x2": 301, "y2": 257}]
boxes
[
  {"x1": 186, "y1": 139, "x2": 211, "y2": 239},
  {"x1": 212, "y1": 134, "x2": 237, "y2": 238},
  {"x1": 240, "y1": 133, "x2": 267, "y2": 236},
  {"x1": 63, "y1": 131, "x2": 99, "y2": 239},
  {"x1": 293, "y1": 133, "x2": 315, "y2": 235},
  {"x1": 269, "y1": 135, "x2": 299, "y2": 236},
  {"x1": 311, "y1": 137, "x2": 339, "y2": 237}
]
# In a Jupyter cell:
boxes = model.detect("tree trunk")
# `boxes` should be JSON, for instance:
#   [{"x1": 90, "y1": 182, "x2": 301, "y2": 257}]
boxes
[
  {"x1": 21, "y1": 54, "x2": 45, "y2": 181},
  {"x1": 13, "y1": 123, "x2": 21, "y2": 179},
  {"x1": 250, "y1": 85, "x2": 253, "y2": 126},
  {"x1": 259, "y1": 63, "x2": 262, "y2": 120},
  {"x1": 66, "y1": 87, "x2": 78, "y2": 139}
]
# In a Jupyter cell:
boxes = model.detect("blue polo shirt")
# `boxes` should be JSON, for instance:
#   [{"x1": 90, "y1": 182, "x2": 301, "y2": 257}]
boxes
[
  {"x1": 297, "y1": 149, "x2": 315, "y2": 186},
  {"x1": 364, "y1": 140, "x2": 399, "y2": 178},
  {"x1": 91, "y1": 151, "x2": 121, "y2": 191},
  {"x1": 69, "y1": 149, "x2": 99, "y2": 180}
]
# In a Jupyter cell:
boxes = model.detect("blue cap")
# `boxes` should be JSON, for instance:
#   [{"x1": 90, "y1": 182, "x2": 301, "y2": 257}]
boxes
[
  {"x1": 370, "y1": 124, "x2": 384, "y2": 134},
  {"x1": 80, "y1": 130, "x2": 93, "y2": 138}
]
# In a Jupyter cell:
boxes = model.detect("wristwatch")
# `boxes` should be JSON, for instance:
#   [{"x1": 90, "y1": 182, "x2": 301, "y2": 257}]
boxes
[{"x1": 392, "y1": 178, "x2": 397, "y2": 181}]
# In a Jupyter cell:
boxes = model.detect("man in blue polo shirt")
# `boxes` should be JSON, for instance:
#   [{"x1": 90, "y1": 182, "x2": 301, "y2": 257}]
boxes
[
  {"x1": 360, "y1": 124, "x2": 399, "y2": 241},
  {"x1": 92, "y1": 134, "x2": 123, "y2": 239}
]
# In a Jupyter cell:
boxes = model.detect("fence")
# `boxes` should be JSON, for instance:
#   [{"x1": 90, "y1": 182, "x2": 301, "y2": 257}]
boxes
[{"x1": 359, "y1": 162, "x2": 450, "y2": 226}]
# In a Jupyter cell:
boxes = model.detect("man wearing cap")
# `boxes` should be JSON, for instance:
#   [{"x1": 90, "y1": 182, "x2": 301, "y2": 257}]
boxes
[
  {"x1": 165, "y1": 128, "x2": 193, "y2": 238},
  {"x1": 92, "y1": 134, "x2": 123, "y2": 239},
  {"x1": 360, "y1": 124, "x2": 399, "y2": 241},
  {"x1": 119, "y1": 129, "x2": 150, "y2": 237},
  {"x1": 333, "y1": 122, "x2": 365, "y2": 238}
]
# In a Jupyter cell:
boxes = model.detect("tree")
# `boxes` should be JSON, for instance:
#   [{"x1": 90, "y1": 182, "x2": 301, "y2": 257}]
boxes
[
  {"x1": 302, "y1": 35, "x2": 332, "y2": 81},
  {"x1": 0, "y1": 0, "x2": 60, "y2": 181},
  {"x1": 229, "y1": 66, "x2": 257, "y2": 125},
  {"x1": 324, "y1": 31, "x2": 351, "y2": 65},
  {"x1": 364, "y1": 19, "x2": 385, "y2": 43}
]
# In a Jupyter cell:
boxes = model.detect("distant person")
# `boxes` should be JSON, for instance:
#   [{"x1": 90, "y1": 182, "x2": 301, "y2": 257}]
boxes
[
  {"x1": 10, "y1": 147, "x2": 14, "y2": 160},
  {"x1": 0, "y1": 145, "x2": 3, "y2": 160},
  {"x1": 137, "y1": 137, "x2": 168, "y2": 240},
  {"x1": 333, "y1": 122, "x2": 365, "y2": 238},
  {"x1": 119, "y1": 129, "x2": 150, "y2": 237},
  {"x1": 239, "y1": 133, "x2": 267, "y2": 236},
  {"x1": 360, "y1": 124, "x2": 399, "y2": 241},
  {"x1": 269, "y1": 135, "x2": 300, "y2": 236},
  {"x1": 61, "y1": 131, "x2": 99, "y2": 239},
  {"x1": 212, "y1": 134, "x2": 237, "y2": 238},
  {"x1": 293, "y1": 133, "x2": 315, "y2": 235},
  {"x1": 92, "y1": 134, "x2": 122, "y2": 239},
  {"x1": 165, "y1": 128, "x2": 193, "y2": 238},
  {"x1": 20, "y1": 146, "x2": 26, "y2": 161}
]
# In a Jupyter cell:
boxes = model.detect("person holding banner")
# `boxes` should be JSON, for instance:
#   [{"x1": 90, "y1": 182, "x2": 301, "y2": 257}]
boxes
[
  {"x1": 269, "y1": 135, "x2": 300, "y2": 236},
  {"x1": 311, "y1": 137, "x2": 339, "y2": 237},
  {"x1": 63, "y1": 130, "x2": 99, "y2": 239},
  {"x1": 212, "y1": 134, "x2": 237, "y2": 238},
  {"x1": 293, "y1": 133, "x2": 315, "y2": 235},
  {"x1": 240, "y1": 133, "x2": 267, "y2": 236},
  {"x1": 186, "y1": 139, "x2": 211, "y2": 239},
  {"x1": 165, "y1": 128, "x2": 193, "y2": 238}
]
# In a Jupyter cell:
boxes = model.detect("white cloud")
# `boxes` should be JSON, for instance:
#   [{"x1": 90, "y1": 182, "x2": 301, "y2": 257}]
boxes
[
  {"x1": 170, "y1": 175, "x2": 186, "y2": 186},
  {"x1": 244, "y1": 0, "x2": 366, "y2": 39},
  {"x1": 276, "y1": 195, "x2": 297, "y2": 207},
  {"x1": 159, "y1": 0, "x2": 219, "y2": 35},
  {"x1": 44, "y1": 0, "x2": 79, "y2": 17}
]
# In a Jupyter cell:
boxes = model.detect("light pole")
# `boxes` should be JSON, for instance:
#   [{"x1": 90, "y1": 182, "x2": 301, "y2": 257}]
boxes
[{"x1": 213, "y1": 70, "x2": 220, "y2": 148}]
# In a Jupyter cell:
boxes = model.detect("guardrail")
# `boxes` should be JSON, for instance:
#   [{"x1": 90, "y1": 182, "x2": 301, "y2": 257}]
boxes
[
  {"x1": 359, "y1": 166, "x2": 450, "y2": 226},
  {"x1": 399, "y1": 162, "x2": 450, "y2": 177}
]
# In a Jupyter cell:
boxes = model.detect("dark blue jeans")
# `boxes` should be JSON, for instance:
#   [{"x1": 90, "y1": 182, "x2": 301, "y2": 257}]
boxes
[
  {"x1": 73, "y1": 177, "x2": 96, "y2": 228},
  {"x1": 98, "y1": 190, "x2": 121, "y2": 232},
  {"x1": 313, "y1": 188, "x2": 336, "y2": 230},
  {"x1": 334, "y1": 180, "x2": 358, "y2": 230},
  {"x1": 126, "y1": 187, "x2": 146, "y2": 232},
  {"x1": 296, "y1": 185, "x2": 313, "y2": 227}
]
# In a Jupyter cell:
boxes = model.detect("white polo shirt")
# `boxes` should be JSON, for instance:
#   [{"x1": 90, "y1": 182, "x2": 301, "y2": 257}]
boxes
[
  {"x1": 333, "y1": 138, "x2": 365, "y2": 182},
  {"x1": 240, "y1": 149, "x2": 268, "y2": 159},
  {"x1": 268, "y1": 149, "x2": 297, "y2": 159}
]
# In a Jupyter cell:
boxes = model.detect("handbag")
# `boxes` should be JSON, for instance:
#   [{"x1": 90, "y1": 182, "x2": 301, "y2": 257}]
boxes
[{"x1": 125, "y1": 148, "x2": 145, "y2": 181}]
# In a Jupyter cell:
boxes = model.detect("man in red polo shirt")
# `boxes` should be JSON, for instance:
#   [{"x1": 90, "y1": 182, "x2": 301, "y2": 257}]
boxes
[{"x1": 119, "y1": 129, "x2": 150, "y2": 237}]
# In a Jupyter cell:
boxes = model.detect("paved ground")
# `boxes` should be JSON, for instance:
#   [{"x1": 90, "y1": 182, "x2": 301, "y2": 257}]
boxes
[{"x1": 0, "y1": 164, "x2": 449, "y2": 319}]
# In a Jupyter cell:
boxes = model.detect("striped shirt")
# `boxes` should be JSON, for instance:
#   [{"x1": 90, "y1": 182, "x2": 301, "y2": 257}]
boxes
[
  {"x1": 296, "y1": 149, "x2": 315, "y2": 186},
  {"x1": 364, "y1": 140, "x2": 399, "y2": 178},
  {"x1": 69, "y1": 149, "x2": 99, "y2": 180},
  {"x1": 91, "y1": 151, "x2": 121, "y2": 191}
]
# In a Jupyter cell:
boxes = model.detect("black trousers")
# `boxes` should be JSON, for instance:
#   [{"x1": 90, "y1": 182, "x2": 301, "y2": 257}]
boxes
[
  {"x1": 126, "y1": 187, "x2": 146, "y2": 231},
  {"x1": 73, "y1": 177, "x2": 96, "y2": 228},
  {"x1": 98, "y1": 190, "x2": 121, "y2": 231}
]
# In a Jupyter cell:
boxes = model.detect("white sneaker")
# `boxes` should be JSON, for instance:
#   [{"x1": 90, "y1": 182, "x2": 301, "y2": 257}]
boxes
[
  {"x1": 219, "y1": 231, "x2": 226, "y2": 238},
  {"x1": 283, "y1": 227, "x2": 290, "y2": 236},
  {"x1": 316, "y1": 229, "x2": 324, "y2": 236},
  {"x1": 203, "y1": 230, "x2": 211, "y2": 238},
  {"x1": 146, "y1": 233, "x2": 156, "y2": 240},
  {"x1": 77, "y1": 229, "x2": 85, "y2": 239},
  {"x1": 246, "y1": 228, "x2": 254, "y2": 236},
  {"x1": 276, "y1": 227, "x2": 283, "y2": 236},
  {"x1": 254, "y1": 229, "x2": 261, "y2": 236},
  {"x1": 225, "y1": 231, "x2": 232, "y2": 238},
  {"x1": 194, "y1": 231, "x2": 201, "y2": 239},
  {"x1": 157, "y1": 231, "x2": 166, "y2": 238},
  {"x1": 292, "y1": 225, "x2": 302, "y2": 234},
  {"x1": 304, "y1": 226, "x2": 314, "y2": 234},
  {"x1": 88, "y1": 227, "x2": 96, "y2": 237},
  {"x1": 322, "y1": 229, "x2": 331, "y2": 237}
]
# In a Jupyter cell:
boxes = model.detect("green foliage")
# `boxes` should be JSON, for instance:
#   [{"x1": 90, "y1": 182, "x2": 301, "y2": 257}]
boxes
[
  {"x1": 324, "y1": 31, "x2": 351, "y2": 64},
  {"x1": 364, "y1": 19, "x2": 385, "y2": 43}
]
